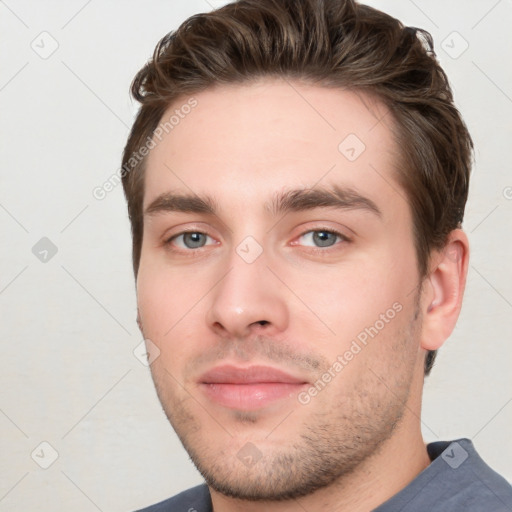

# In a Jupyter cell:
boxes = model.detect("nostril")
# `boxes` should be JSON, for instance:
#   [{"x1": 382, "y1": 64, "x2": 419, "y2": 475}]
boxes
[{"x1": 256, "y1": 320, "x2": 269, "y2": 326}]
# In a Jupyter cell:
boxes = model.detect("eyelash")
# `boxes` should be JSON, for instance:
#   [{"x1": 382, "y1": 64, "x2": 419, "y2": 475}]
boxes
[{"x1": 164, "y1": 227, "x2": 350, "y2": 255}]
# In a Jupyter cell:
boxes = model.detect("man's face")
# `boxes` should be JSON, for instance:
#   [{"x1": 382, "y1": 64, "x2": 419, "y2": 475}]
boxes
[{"x1": 137, "y1": 80, "x2": 427, "y2": 500}]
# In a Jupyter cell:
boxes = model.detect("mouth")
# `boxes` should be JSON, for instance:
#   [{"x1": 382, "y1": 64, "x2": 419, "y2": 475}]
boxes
[{"x1": 198, "y1": 365, "x2": 309, "y2": 410}]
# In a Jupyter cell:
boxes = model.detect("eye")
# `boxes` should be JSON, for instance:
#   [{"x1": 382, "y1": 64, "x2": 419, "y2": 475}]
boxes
[
  {"x1": 296, "y1": 229, "x2": 346, "y2": 248},
  {"x1": 168, "y1": 232, "x2": 216, "y2": 249}
]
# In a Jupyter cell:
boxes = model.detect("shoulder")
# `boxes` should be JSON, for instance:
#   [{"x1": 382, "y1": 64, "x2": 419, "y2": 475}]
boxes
[
  {"x1": 377, "y1": 439, "x2": 512, "y2": 512},
  {"x1": 134, "y1": 484, "x2": 211, "y2": 512},
  {"x1": 454, "y1": 438, "x2": 512, "y2": 510},
  {"x1": 431, "y1": 438, "x2": 512, "y2": 510}
]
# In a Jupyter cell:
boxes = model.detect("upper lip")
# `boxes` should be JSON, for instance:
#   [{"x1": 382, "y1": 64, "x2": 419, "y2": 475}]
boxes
[{"x1": 199, "y1": 365, "x2": 308, "y2": 385}]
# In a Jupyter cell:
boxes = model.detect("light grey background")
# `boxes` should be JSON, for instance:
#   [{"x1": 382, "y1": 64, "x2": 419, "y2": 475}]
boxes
[{"x1": 1, "y1": 1, "x2": 511, "y2": 511}]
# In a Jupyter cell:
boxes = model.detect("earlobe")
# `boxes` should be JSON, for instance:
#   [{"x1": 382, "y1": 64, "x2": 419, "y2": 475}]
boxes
[{"x1": 420, "y1": 229, "x2": 469, "y2": 351}]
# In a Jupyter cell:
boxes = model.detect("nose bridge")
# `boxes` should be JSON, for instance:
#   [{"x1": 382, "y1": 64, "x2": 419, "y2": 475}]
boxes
[{"x1": 206, "y1": 240, "x2": 289, "y2": 337}]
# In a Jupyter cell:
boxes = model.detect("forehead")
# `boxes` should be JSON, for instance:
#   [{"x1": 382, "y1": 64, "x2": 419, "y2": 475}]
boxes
[{"x1": 143, "y1": 79, "x2": 402, "y2": 212}]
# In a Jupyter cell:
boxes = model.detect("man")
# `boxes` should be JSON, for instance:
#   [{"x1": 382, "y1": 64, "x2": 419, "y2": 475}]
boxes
[{"x1": 121, "y1": 0, "x2": 512, "y2": 510}]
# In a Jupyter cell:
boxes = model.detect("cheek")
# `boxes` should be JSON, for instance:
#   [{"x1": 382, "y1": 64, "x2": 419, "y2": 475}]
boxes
[
  {"x1": 288, "y1": 245, "x2": 418, "y2": 352},
  {"x1": 136, "y1": 255, "x2": 220, "y2": 373},
  {"x1": 137, "y1": 264, "x2": 169, "y2": 336},
  {"x1": 136, "y1": 260, "x2": 202, "y2": 342}
]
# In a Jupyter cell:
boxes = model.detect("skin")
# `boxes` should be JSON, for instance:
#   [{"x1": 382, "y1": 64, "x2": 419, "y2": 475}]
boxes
[{"x1": 136, "y1": 79, "x2": 469, "y2": 512}]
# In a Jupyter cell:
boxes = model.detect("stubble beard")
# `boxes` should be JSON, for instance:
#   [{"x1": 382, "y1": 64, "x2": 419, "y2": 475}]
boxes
[{"x1": 150, "y1": 306, "x2": 422, "y2": 502}]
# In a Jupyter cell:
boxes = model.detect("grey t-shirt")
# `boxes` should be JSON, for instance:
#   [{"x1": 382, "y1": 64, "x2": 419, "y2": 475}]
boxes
[{"x1": 136, "y1": 438, "x2": 512, "y2": 511}]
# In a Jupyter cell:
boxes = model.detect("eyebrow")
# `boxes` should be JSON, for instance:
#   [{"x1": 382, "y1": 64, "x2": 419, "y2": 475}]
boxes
[
  {"x1": 143, "y1": 185, "x2": 381, "y2": 219},
  {"x1": 269, "y1": 185, "x2": 382, "y2": 218},
  {"x1": 144, "y1": 193, "x2": 217, "y2": 217}
]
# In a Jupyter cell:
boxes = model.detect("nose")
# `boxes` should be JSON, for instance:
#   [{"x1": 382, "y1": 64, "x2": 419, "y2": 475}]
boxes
[{"x1": 205, "y1": 252, "x2": 289, "y2": 339}]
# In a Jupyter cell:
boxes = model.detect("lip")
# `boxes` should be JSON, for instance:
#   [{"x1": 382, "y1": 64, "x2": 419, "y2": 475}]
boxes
[{"x1": 198, "y1": 365, "x2": 309, "y2": 410}]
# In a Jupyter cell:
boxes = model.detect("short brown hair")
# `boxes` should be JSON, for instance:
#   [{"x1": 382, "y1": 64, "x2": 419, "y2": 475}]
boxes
[{"x1": 121, "y1": 0, "x2": 473, "y2": 376}]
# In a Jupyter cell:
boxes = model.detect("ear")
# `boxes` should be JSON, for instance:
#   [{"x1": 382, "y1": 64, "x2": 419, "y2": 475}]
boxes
[
  {"x1": 136, "y1": 309, "x2": 144, "y2": 333},
  {"x1": 420, "y1": 229, "x2": 469, "y2": 351}
]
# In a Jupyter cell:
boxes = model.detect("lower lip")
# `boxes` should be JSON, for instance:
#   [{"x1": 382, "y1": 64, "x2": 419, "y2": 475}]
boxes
[{"x1": 200, "y1": 382, "x2": 306, "y2": 410}]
